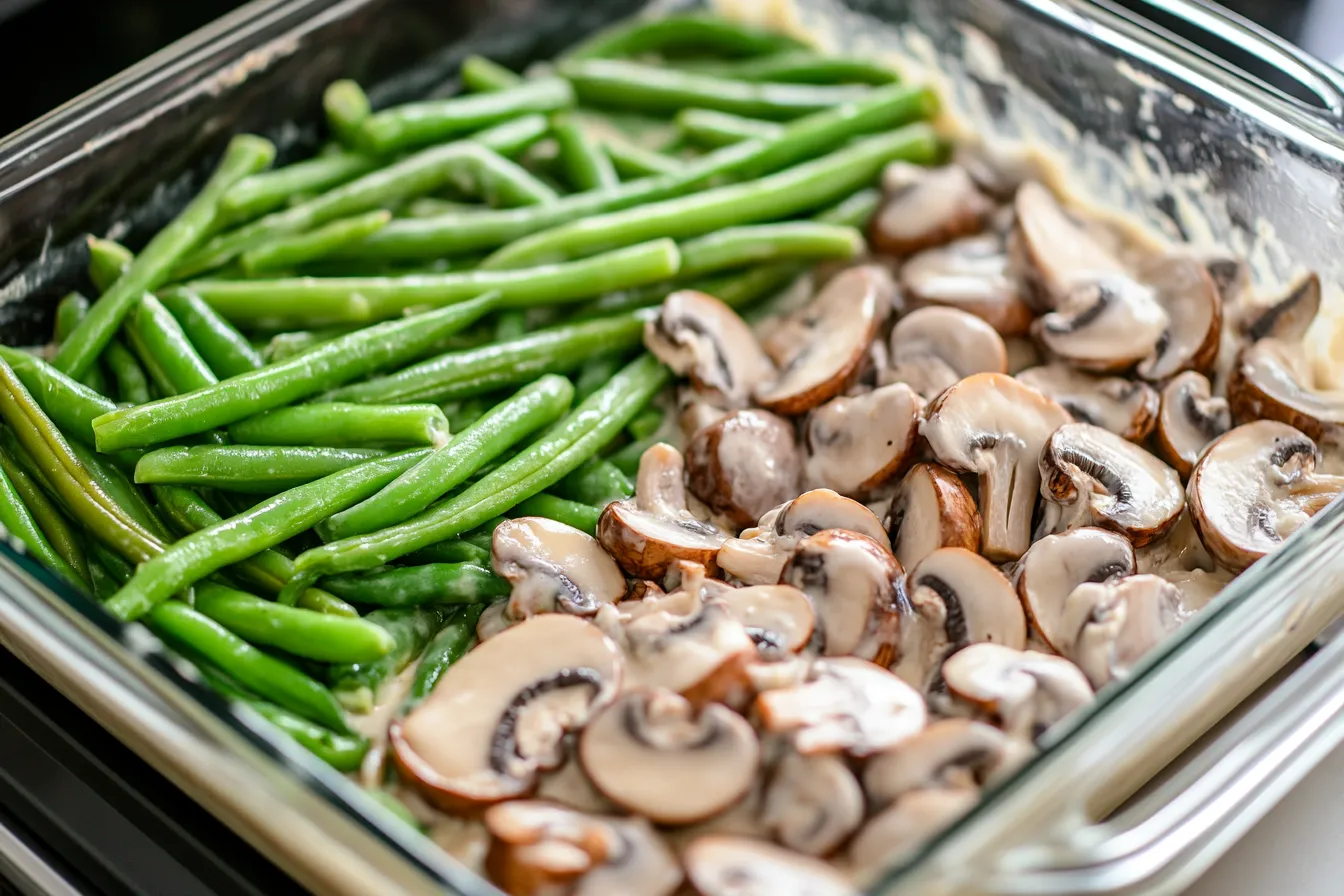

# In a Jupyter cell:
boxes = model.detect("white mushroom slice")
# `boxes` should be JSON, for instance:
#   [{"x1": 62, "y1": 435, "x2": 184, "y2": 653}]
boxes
[
  {"x1": 1011, "y1": 180, "x2": 1126, "y2": 306},
  {"x1": 921, "y1": 373, "x2": 1074, "y2": 560},
  {"x1": 779, "y1": 529, "x2": 905, "y2": 664},
  {"x1": 493, "y1": 517, "x2": 627, "y2": 622},
  {"x1": 900, "y1": 235, "x2": 1035, "y2": 337},
  {"x1": 1159, "y1": 568, "x2": 1232, "y2": 611},
  {"x1": 1016, "y1": 527, "x2": 1136, "y2": 652},
  {"x1": 1038, "y1": 422, "x2": 1185, "y2": 546},
  {"x1": 863, "y1": 718, "x2": 1028, "y2": 809},
  {"x1": 761, "y1": 750, "x2": 864, "y2": 856},
  {"x1": 941, "y1": 643, "x2": 1093, "y2": 739},
  {"x1": 484, "y1": 801, "x2": 681, "y2": 896},
  {"x1": 1188, "y1": 421, "x2": 1344, "y2": 572},
  {"x1": 533, "y1": 757, "x2": 617, "y2": 815},
  {"x1": 1155, "y1": 371, "x2": 1229, "y2": 479},
  {"x1": 1033, "y1": 276, "x2": 1169, "y2": 373},
  {"x1": 644, "y1": 289, "x2": 776, "y2": 408},
  {"x1": 885, "y1": 462, "x2": 981, "y2": 571},
  {"x1": 678, "y1": 388, "x2": 730, "y2": 439},
  {"x1": 579, "y1": 690, "x2": 759, "y2": 825},
  {"x1": 884, "y1": 307, "x2": 1009, "y2": 398},
  {"x1": 756, "y1": 657, "x2": 928, "y2": 756},
  {"x1": 1059, "y1": 574, "x2": 1186, "y2": 688},
  {"x1": 1227, "y1": 337, "x2": 1344, "y2": 441},
  {"x1": 718, "y1": 489, "x2": 888, "y2": 585},
  {"x1": 1016, "y1": 364, "x2": 1158, "y2": 442},
  {"x1": 712, "y1": 584, "x2": 815, "y2": 660},
  {"x1": 802, "y1": 382, "x2": 922, "y2": 499},
  {"x1": 869, "y1": 163, "x2": 994, "y2": 256},
  {"x1": 755, "y1": 266, "x2": 892, "y2": 414},
  {"x1": 1241, "y1": 272, "x2": 1321, "y2": 343},
  {"x1": 1135, "y1": 254, "x2": 1222, "y2": 380},
  {"x1": 684, "y1": 836, "x2": 857, "y2": 896},
  {"x1": 848, "y1": 788, "x2": 979, "y2": 877},
  {"x1": 392, "y1": 615, "x2": 622, "y2": 811},
  {"x1": 685, "y1": 408, "x2": 802, "y2": 527},
  {"x1": 598, "y1": 444, "x2": 729, "y2": 579}
]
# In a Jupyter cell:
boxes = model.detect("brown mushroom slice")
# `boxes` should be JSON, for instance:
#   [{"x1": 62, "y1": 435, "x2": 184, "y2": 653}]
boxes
[
  {"x1": 756, "y1": 657, "x2": 928, "y2": 756},
  {"x1": 598, "y1": 443, "x2": 728, "y2": 580},
  {"x1": 1038, "y1": 422, "x2": 1185, "y2": 546},
  {"x1": 761, "y1": 750, "x2": 865, "y2": 856},
  {"x1": 885, "y1": 462, "x2": 981, "y2": 571},
  {"x1": 848, "y1": 788, "x2": 980, "y2": 877},
  {"x1": 392, "y1": 615, "x2": 622, "y2": 811},
  {"x1": 1059, "y1": 574, "x2": 1186, "y2": 688},
  {"x1": 778, "y1": 529, "x2": 905, "y2": 664},
  {"x1": 613, "y1": 593, "x2": 757, "y2": 706},
  {"x1": 1241, "y1": 272, "x2": 1321, "y2": 342},
  {"x1": 644, "y1": 289, "x2": 775, "y2": 408},
  {"x1": 718, "y1": 489, "x2": 888, "y2": 585},
  {"x1": 579, "y1": 690, "x2": 759, "y2": 825},
  {"x1": 1227, "y1": 338, "x2": 1344, "y2": 441},
  {"x1": 686, "y1": 408, "x2": 802, "y2": 528},
  {"x1": 684, "y1": 836, "x2": 858, "y2": 896},
  {"x1": 1156, "y1": 371, "x2": 1231, "y2": 478},
  {"x1": 884, "y1": 306, "x2": 1009, "y2": 399},
  {"x1": 1033, "y1": 276, "x2": 1169, "y2": 373},
  {"x1": 900, "y1": 235, "x2": 1035, "y2": 337},
  {"x1": 863, "y1": 718, "x2": 1028, "y2": 809},
  {"x1": 1188, "y1": 421, "x2": 1344, "y2": 572},
  {"x1": 712, "y1": 584, "x2": 815, "y2": 660},
  {"x1": 942, "y1": 643, "x2": 1093, "y2": 739},
  {"x1": 1016, "y1": 527, "x2": 1136, "y2": 652},
  {"x1": 869, "y1": 163, "x2": 995, "y2": 256},
  {"x1": 802, "y1": 382, "x2": 921, "y2": 499},
  {"x1": 755, "y1": 266, "x2": 892, "y2": 415},
  {"x1": 1016, "y1": 364, "x2": 1158, "y2": 442},
  {"x1": 1012, "y1": 180, "x2": 1126, "y2": 306},
  {"x1": 493, "y1": 517, "x2": 627, "y2": 622},
  {"x1": 921, "y1": 372, "x2": 1074, "y2": 560},
  {"x1": 1134, "y1": 253, "x2": 1222, "y2": 380},
  {"x1": 484, "y1": 801, "x2": 682, "y2": 896}
]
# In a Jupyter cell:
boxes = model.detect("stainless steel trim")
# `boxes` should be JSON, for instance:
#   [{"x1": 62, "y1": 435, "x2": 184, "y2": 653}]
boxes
[{"x1": 0, "y1": 819, "x2": 81, "y2": 896}]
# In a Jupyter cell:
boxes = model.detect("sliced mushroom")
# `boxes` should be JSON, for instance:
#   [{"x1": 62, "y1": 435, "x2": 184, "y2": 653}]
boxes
[
  {"x1": 678, "y1": 388, "x2": 730, "y2": 439},
  {"x1": 921, "y1": 372, "x2": 1074, "y2": 560},
  {"x1": 848, "y1": 788, "x2": 979, "y2": 877},
  {"x1": 1059, "y1": 574, "x2": 1186, "y2": 688},
  {"x1": 869, "y1": 163, "x2": 994, "y2": 256},
  {"x1": 1227, "y1": 337, "x2": 1344, "y2": 441},
  {"x1": 863, "y1": 718, "x2": 1029, "y2": 809},
  {"x1": 533, "y1": 757, "x2": 617, "y2": 815},
  {"x1": 1241, "y1": 272, "x2": 1321, "y2": 343},
  {"x1": 1016, "y1": 364, "x2": 1158, "y2": 442},
  {"x1": 579, "y1": 689, "x2": 759, "y2": 825},
  {"x1": 761, "y1": 750, "x2": 865, "y2": 856},
  {"x1": 1016, "y1": 527, "x2": 1136, "y2": 652},
  {"x1": 1038, "y1": 422, "x2": 1185, "y2": 545},
  {"x1": 712, "y1": 583, "x2": 815, "y2": 660},
  {"x1": 1188, "y1": 421, "x2": 1344, "y2": 572},
  {"x1": 778, "y1": 529, "x2": 905, "y2": 664},
  {"x1": 755, "y1": 266, "x2": 893, "y2": 414},
  {"x1": 883, "y1": 307, "x2": 1009, "y2": 399},
  {"x1": 1134, "y1": 253, "x2": 1222, "y2": 380},
  {"x1": 484, "y1": 801, "x2": 682, "y2": 896},
  {"x1": 644, "y1": 289, "x2": 776, "y2": 408},
  {"x1": 1032, "y1": 276, "x2": 1169, "y2": 372},
  {"x1": 685, "y1": 409, "x2": 802, "y2": 528},
  {"x1": 1156, "y1": 371, "x2": 1231, "y2": 477},
  {"x1": 598, "y1": 443, "x2": 729, "y2": 580},
  {"x1": 1011, "y1": 180, "x2": 1126, "y2": 307},
  {"x1": 392, "y1": 615, "x2": 622, "y2": 811},
  {"x1": 885, "y1": 462, "x2": 981, "y2": 571},
  {"x1": 801, "y1": 382, "x2": 922, "y2": 498},
  {"x1": 900, "y1": 234, "x2": 1035, "y2": 337},
  {"x1": 684, "y1": 836, "x2": 857, "y2": 896},
  {"x1": 756, "y1": 657, "x2": 928, "y2": 756},
  {"x1": 941, "y1": 643, "x2": 1093, "y2": 739},
  {"x1": 493, "y1": 517, "x2": 627, "y2": 623},
  {"x1": 718, "y1": 489, "x2": 888, "y2": 585}
]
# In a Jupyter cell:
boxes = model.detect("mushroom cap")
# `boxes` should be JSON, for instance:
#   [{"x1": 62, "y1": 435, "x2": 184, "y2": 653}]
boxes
[
  {"x1": 1059, "y1": 574, "x2": 1186, "y2": 688},
  {"x1": 1227, "y1": 338, "x2": 1344, "y2": 442},
  {"x1": 869, "y1": 163, "x2": 995, "y2": 256},
  {"x1": 848, "y1": 788, "x2": 979, "y2": 878},
  {"x1": 644, "y1": 289, "x2": 775, "y2": 408},
  {"x1": 1016, "y1": 527, "x2": 1136, "y2": 652},
  {"x1": 686, "y1": 408, "x2": 802, "y2": 528},
  {"x1": 579, "y1": 689, "x2": 760, "y2": 825},
  {"x1": 1188, "y1": 421, "x2": 1344, "y2": 572},
  {"x1": 1016, "y1": 364, "x2": 1158, "y2": 442},
  {"x1": 885, "y1": 462, "x2": 982, "y2": 571},
  {"x1": 779, "y1": 529, "x2": 905, "y2": 664},
  {"x1": 684, "y1": 836, "x2": 857, "y2": 896},
  {"x1": 755, "y1": 266, "x2": 893, "y2": 415},
  {"x1": 761, "y1": 750, "x2": 865, "y2": 856},
  {"x1": 756, "y1": 656, "x2": 928, "y2": 756},
  {"x1": 1011, "y1": 180, "x2": 1126, "y2": 306},
  {"x1": 1155, "y1": 371, "x2": 1230, "y2": 478},
  {"x1": 900, "y1": 235, "x2": 1035, "y2": 337},
  {"x1": 941, "y1": 643, "x2": 1093, "y2": 739},
  {"x1": 863, "y1": 718, "x2": 1026, "y2": 809},
  {"x1": 1135, "y1": 253, "x2": 1222, "y2": 380},
  {"x1": 1032, "y1": 276, "x2": 1169, "y2": 373},
  {"x1": 392, "y1": 615, "x2": 622, "y2": 811},
  {"x1": 717, "y1": 489, "x2": 889, "y2": 585},
  {"x1": 712, "y1": 583, "x2": 816, "y2": 659},
  {"x1": 1241, "y1": 272, "x2": 1321, "y2": 343},
  {"x1": 921, "y1": 372, "x2": 1074, "y2": 560},
  {"x1": 1038, "y1": 422, "x2": 1185, "y2": 546},
  {"x1": 493, "y1": 517, "x2": 627, "y2": 619},
  {"x1": 802, "y1": 382, "x2": 922, "y2": 499},
  {"x1": 884, "y1": 306, "x2": 1009, "y2": 398}
]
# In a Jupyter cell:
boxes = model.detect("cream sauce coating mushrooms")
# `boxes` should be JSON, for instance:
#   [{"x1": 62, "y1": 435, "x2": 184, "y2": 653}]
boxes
[
  {"x1": 718, "y1": 489, "x2": 889, "y2": 585},
  {"x1": 801, "y1": 382, "x2": 922, "y2": 499},
  {"x1": 1058, "y1": 574, "x2": 1187, "y2": 688},
  {"x1": 1156, "y1": 371, "x2": 1231, "y2": 478},
  {"x1": 941, "y1": 643, "x2": 1093, "y2": 740},
  {"x1": 883, "y1": 306, "x2": 1009, "y2": 399},
  {"x1": 492, "y1": 517, "x2": 627, "y2": 622},
  {"x1": 579, "y1": 689, "x2": 759, "y2": 824},
  {"x1": 644, "y1": 289, "x2": 776, "y2": 408},
  {"x1": 921, "y1": 372, "x2": 1074, "y2": 560},
  {"x1": 885, "y1": 462, "x2": 981, "y2": 572},
  {"x1": 862, "y1": 718, "x2": 1029, "y2": 809},
  {"x1": 848, "y1": 788, "x2": 979, "y2": 877},
  {"x1": 1016, "y1": 527, "x2": 1136, "y2": 653},
  {"x1": 1227, "y1": 337, "x2": 1344, "y2": 441},
  {"x1": 1135, "y1": 253, "x2": 1222, "y2": 380},
  {"x1": 1037, "y1": 422, "x2": 1185, "y2": 546},
  {"x1": 1240, "y1": 272, "x2": 1321, "y2": 343},
  {"x1": 392, "y1": 615, "x2": 622, "y2": 811},
  {"x1": 1032, "y1": 276, "x2": 1169, "y2": 373},
  {"x1": 761, "y1": 750, "x2": 865, "y2": 856},
  {"x1": 1010, "y1": 180, "x2": 1126, "y2": 306},
  {"x1": 684, "y1": 836, "x2": 858, "y2": 896},
  {"x1": 686, "y1": 408, "x2": 802, "y2": 528},
  {"x1": 1188, "y1": 421, "x2": 1344, "y2": 572},
  {"x1": 899, "y1": 234, "x2": 1035, "y2": 337},
  {"x1": 869, "y1": 162, "x2": 995, "y2": 256},
  {"x1": 1016, "y1": 364, "x2": 1158, "y2": 442},
  {"x1": 712, "y1": 583, "x2": 816, "y2": 660}
]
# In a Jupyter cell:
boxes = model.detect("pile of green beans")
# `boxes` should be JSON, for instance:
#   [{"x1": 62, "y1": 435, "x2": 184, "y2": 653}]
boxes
[{"x1": 0, "y1": 11, "x2": 937, "y2": 775}]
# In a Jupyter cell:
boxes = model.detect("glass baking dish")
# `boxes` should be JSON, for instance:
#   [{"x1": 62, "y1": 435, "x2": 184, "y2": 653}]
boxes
[{"x1": 1, "y1": 0, "x2": 1343, "y2": 893}]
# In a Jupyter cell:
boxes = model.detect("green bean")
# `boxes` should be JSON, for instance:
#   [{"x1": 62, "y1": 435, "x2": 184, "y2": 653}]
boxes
[
  {"x1": 564, "y1": 13, "x2": 809, "y2": 61},
  {"x1": 358, "y1": 77, "x2": 573, "y2": 155},
  {"x1": 687, "y1": 51, "x2": 899, "y2": 85},
  {"x1": 125, "y1": 294, "x2": 219, "y2": 397},
  {"x1": 87, "y1": 237, "x2": 134, "y2": 294},
  {"x1": 461, "y1": 55, "x2": 522, "y2": 92},
  {"x1": 510, "y1": 493, "x2": 602, "y2": 535},
  {"x1": 323, "y1": 312, "x2": 644, "y2": 405},
  {"x1": 403, "y1": 538, "x2": 490, "y2": 566},
  {"x1": 602, "y1": 140, "x2": 684, "y2": 178},
  {"x1": 53, "y1": 136, "x2": 274, "y2": 379},
  {"x1": 627, "y1": 407, "x2": 663, "y2": 440},
  {"x1": 135, "y1": 445, "x2": 386, "y2": 493},
  {"x1": 159, "y1": 290, "x2": 264, "y2": 378},
  {"x1": 228, "y1": 403, "x2": 450, "y2": 448},
  {"x1": 461, "y1": 524, "x2": 498, "y2": 554},
  {"x1": 0, "y1": 461, "x2": 86, "y2": 587},
  {"x1": 493, "y1": 311, "x2": 528, "y2": 342},
  {"x1": 321, "y1": 375, "x2": 574, "y2": 539},
  {"x1": 675, "y1": 107, "x2": 783, "y2": 147},
  {"x1": 328, "y1": 606, "x2": 450, "y2": 712},
  {"x1": 463, "y1": 113, "x2": 552, "y2": 158},
  {"x1": 552, "y1": 112, "x2": 619, "y2": 192},
  {"x1": 92, "y1": 294, "x2": 496, "y2": 452},
  {"x1": 322, "y1": 563, "x2": 508, "y2": 608},
  {"x1": 104, "y1": 448, "x2": 430, "y2": 621},
  {"x1": 365, "y1": 791, "x2": 424, "y2": 829},
  {"x1": 485, "y1": 123, "x2": 937, "y2": 268},
  {"x1": 408, "y1": 604, "x2": 484, "y2": 704},
  {"x1": 239, "y1": 211, "x2": 391, "y2": 275},
  {"x1": 404, "y1": 197, "x2": 481, "y2": 218},
  {"x1": 294, "y1": 354, "x2": 667, "y2": 577},
  {"x1": 442, "y1": 395, "x2": 494, "y2": 433},
  {"x1": 53, "y1": 293, "x2": 111, "y2": 394},
  {"x1": 66, "y1": 439, "x2": 172, "y2": 539},
  {"x1": 678, "y1": 222, "x2": 863, "y2": 278},
  {"x1": 220, "y1": 153, "x2": 381, "y2": 223},
  {"x1": 574, "y1": 356, "x2": 622, "y2": 401},
  {"x1": 607, "y1": 434, "x2": 657, "y2": 477},
  {"x1": 103, "y1": 341, "x2": 152, "y2": 405},
  {"x1": 450, "y1": 148, "x2": 559, "y2": 207},
  {"x1": 181, "y1": 239, "x2": 678, "y2": 328},
  {"x1": 324, "y1": 79, "x2": 371, "y2": 149},
  {"x1": 261, "y1": 329, "x2": 338, "y2": 363},
  {"x1": 553, "y1": 457, "x2": 632, "y2": 506},
  {"x1": 0, "y1": 436, "x2": 88, "y2": 583}
]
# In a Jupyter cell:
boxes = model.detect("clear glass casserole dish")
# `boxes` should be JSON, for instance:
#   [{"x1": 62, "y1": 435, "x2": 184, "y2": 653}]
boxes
[{"x1": 0, "y1": 0, "x2": 1343, "y2": 893}]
